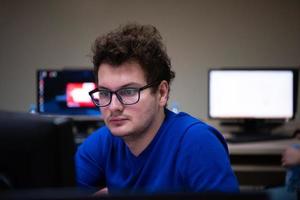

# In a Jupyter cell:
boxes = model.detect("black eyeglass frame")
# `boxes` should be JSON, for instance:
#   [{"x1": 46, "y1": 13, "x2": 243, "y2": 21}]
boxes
[{"x1": 89, "y1": 82, "x2": 159, "y2": 107}]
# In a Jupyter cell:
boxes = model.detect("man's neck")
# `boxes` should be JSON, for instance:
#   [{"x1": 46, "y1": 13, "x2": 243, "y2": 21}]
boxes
[{"x1": 123, "y1": 110, "x2": 166, "y2": 157}]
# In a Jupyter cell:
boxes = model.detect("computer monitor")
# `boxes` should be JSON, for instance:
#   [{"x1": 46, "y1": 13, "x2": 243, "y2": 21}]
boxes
[
  {"x1": 37, "y1": 69, "x2": 100, "y2": 116},
  {"x1": 0, "y1": 111, "x2": 76, "y2": 189},
  {"x1": 208, "y1": 68, "x2": 298, "y2": 141}
]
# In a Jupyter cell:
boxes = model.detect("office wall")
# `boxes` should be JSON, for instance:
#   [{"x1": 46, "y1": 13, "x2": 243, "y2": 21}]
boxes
[{"x1": 0, "y1": 0, "x2": 300, "y2": 120}]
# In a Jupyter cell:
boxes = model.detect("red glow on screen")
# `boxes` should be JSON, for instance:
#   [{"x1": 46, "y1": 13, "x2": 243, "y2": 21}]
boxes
[{"x1": 66, "y1": 82, "x2": 96, "y2": 108}]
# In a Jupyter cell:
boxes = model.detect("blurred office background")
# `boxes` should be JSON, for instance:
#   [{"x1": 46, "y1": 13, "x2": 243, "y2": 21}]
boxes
[{"x1": 0, "y1": 0, "x2": 300, "y2": 120}]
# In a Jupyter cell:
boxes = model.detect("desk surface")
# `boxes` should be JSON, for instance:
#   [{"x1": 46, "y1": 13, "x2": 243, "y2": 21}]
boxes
[{"x1": 228, "y1": 138, "x2": 300, "y2": 155}]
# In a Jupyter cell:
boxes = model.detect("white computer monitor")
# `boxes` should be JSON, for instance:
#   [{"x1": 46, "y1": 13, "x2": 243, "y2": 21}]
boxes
[{"x1": 208, "y1": 68, "x2": 297, "y2": 121}]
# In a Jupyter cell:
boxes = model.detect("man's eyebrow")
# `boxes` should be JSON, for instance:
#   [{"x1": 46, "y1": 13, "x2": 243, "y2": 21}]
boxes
[
  {"x1": 120, "y1": 83, "x2": 141, "y2": 88},
  {"x1": 97, "y1": 82, "x2": 142, "y2": 90},
  {"x1": 97, "y1": 86, "x2": 110, "y2": 90}
]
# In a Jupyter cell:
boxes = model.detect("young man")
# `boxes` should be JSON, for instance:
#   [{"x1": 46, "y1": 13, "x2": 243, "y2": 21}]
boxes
[{"x1": 75, "y1": 23, "x2": 239, "y2": 194}]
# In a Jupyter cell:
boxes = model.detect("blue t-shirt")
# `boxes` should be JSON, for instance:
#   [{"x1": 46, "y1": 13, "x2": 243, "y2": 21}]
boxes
[{"x1": 75, "y1": 109, "x2": 239, "y2": 194}]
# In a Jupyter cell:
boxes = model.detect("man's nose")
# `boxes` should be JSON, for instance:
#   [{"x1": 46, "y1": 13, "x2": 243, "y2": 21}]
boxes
[{"x1": 108, "y1": 93, "x2": 124, "y2": 111}]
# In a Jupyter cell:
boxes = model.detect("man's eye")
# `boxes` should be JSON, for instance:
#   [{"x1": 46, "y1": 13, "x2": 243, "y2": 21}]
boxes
[
  {"x1": 118, "y1": 88, "x2": 137, "y2": 97},
  {"x1": 98, "y1": 90, "x2": 110, "y2": 98}
]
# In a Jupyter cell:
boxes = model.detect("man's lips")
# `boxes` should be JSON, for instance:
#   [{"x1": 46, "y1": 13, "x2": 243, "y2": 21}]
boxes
[{"x1": 108, "y1": 117, "x2": 128, "y2": 123}]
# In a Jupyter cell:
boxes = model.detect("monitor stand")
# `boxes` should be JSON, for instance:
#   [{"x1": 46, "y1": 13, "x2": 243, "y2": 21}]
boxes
[{"x1": 221, "y1": 120, "x2": 292, "y2": 143}]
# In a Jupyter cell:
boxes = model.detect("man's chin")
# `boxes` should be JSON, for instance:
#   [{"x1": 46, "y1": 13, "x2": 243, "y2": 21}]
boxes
[{"x1": 109, "y1": 127, "x2": 130, "y2": 137}]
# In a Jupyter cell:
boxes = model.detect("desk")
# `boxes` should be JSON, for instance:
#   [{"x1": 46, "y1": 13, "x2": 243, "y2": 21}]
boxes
[{"x1": 227, "y1": 138, "x2": 300, "y2": 188}]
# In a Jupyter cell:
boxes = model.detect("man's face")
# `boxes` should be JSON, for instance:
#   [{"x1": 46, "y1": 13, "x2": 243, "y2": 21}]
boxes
[{"x1": 97, "y1": 61, "x2": 167, "y2": 138}]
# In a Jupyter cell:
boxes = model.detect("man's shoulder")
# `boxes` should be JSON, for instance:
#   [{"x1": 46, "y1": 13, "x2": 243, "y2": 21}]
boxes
[
  {"x1": 167, "y1": 111, "x2": 228, "y2": 153},
  {"x1": 87, "y1": 125, "x2": 111, "y2": 139},
  {"x1": 167, "y1": 110, "x2": 206, "y2": 129},
  {"x1": 164, "y1": 110, "x2": 213, "y2": 140},
  {"x1": 77, "y1": 125, "x2": 119, "y2": 159},
  {"x1": 80, "y1": 126, "x2": 114, "y2": 148}
]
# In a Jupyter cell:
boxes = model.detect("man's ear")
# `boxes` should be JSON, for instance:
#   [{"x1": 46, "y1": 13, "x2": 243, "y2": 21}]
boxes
[{"x1": 158, "y1": 80, "x2": 169, "y2": 107}]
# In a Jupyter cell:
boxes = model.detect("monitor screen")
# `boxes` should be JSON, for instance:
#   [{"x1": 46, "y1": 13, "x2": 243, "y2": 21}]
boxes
[
  {"x1": 0, "y1": 111, "x2": 76, "y2": 189},
  {"x1": 208, "y1": 68, "x2": 297, "y2": 120},
  {"x1": 37, "y1": 69, "x2": 100, "y2": 116}
]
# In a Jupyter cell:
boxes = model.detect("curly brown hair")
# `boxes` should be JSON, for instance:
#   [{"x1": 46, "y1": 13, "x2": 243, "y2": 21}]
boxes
[{"x1": 91, "y1": 23, "x2": 175, "y2": 89}]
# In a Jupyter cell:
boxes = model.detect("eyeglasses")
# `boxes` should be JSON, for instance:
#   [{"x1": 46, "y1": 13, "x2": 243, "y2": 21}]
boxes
[{"x1": 89, "y1": 82, "x2": 158, "y2": 107}]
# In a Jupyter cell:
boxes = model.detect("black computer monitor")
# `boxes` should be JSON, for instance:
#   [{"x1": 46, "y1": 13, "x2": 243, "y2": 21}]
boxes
[
  {"x1": 0, "y1": 111, "x2": 76, "y2": 189},
  {"x1": 208, "y1": 68, "x2": 298, "y2": 141},
  {"x1": 37, "y1": 69, "x2": 100, "y2": 116}
]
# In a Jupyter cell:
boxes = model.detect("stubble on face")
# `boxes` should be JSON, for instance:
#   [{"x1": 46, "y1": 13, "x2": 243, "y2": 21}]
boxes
[{"x1": 98, "y1": 62, "x2": 163, "y2": 140}]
